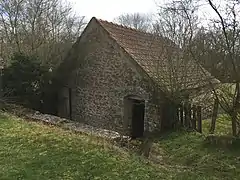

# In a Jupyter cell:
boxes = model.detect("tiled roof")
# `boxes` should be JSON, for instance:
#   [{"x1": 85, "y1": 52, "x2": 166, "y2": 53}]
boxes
[{"x1": 97, "y1": 18, "x2": 219, "y2": 95}]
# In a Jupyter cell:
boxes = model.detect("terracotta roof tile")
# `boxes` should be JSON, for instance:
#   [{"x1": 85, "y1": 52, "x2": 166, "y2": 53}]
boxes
[{"x1": 97, "y1": 18, "x2": 219, "y2": 94}]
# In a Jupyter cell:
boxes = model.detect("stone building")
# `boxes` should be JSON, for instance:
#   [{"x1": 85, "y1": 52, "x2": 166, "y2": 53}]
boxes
[{"x1": 57, "y1": 17, "x2": 217, "y2": 137}]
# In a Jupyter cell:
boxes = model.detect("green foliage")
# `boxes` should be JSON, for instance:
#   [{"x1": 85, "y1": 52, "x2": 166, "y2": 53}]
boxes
[
  {"x1": 3, "y1": 53, "x2": 46, "y2": 95},
  {"x1": 2, "y1": 53, "x2": 57, "y2": 112}
]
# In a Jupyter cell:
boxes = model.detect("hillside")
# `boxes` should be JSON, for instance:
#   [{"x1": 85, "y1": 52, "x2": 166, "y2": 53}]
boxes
[{"x1": 0, "y1": 112, "x2": 240, "y2": 180}]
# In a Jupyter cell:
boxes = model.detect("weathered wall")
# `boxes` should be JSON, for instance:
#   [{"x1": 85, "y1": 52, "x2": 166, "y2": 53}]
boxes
[{"x1": 61, "y1": 19, "x2": 168, "y2": 135}]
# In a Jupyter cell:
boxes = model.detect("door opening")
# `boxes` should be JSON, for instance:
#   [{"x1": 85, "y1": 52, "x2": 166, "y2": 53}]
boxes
[
  {"x1": 124, "y1": 96, "x2": 145, "y2": 139},
  {"x1": 131, "y1": 99, "x2": 145, "y2": 138},
  {"x1": 68, "y1": 88, "x2": 72, "y2": 120}
]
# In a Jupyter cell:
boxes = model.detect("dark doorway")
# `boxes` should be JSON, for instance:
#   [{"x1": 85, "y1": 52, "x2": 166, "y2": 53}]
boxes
[
  {"x1": 68, "y1": 88, "x2": 72, "y2": 120},
  {"x1": 131, "y1": 99, "x2": 145, "y2": 138}
]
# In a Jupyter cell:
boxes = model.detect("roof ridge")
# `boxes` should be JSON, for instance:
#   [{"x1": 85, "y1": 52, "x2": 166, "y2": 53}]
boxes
[
  {"x1": 95, "y1": 17, "x2": 179, "y2": 50},
  {"x1": 97, "y1": 18, "x2": 156, "y2": 37}
]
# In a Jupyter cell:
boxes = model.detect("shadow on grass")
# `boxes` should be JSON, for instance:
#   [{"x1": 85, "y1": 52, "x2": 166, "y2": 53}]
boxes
[{"x1": 202, "y1": 138, "x2": 240, "y2": 157}]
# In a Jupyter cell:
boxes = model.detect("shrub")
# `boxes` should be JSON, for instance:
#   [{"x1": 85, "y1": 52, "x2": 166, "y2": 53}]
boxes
[{"x1": 2, "y1": 53, "x2": 57, "y2": 113}]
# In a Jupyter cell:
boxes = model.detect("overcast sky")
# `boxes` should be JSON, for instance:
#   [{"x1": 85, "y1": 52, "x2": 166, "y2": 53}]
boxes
[
  {"x1": 67, "y1": 0, "x2": 223, "y2": 27},
  {"x1": 68, "y1": 0, "x2": 159, "y2": 22}
]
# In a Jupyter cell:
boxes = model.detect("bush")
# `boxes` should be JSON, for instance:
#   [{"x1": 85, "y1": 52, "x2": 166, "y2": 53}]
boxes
[{"x1": 2, "y1": 53, "x2": 57, "y2": 113}]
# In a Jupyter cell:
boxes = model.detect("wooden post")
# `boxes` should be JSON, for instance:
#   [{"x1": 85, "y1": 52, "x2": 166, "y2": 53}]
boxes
[
  {"x1": 180, "y1": 105, "x2": 184, "y2": 126},
  {"x1": 172, "y1": 104, "x2": 177, "y2": 128},
  {"x1": 175, "y1": 106, "x2": 180, "y2": 128},
  {"x1": 197, "y1": 106, "x2": 202, "y2": 133},
  {"x1": 184, "y1": 103, "x2": 190, "y2": 128},
  {"x1": 188, "y1": 104, "x2": 192, "y2": 128},
  {"x1": 0, "y1": 67, "x2": 3, "y2": 109},
  {"x1": 192, "y1": 105, "x2": 197, "y2": 130},
  {"x1": 68, "y1": 88, "x2": 72, "y2": 120},
  {"x1": 184, "y1": 103, "x2": 188, "y2": 127},
  {"x1": 209, "y1": 98, "x2": 219, "y2": 134}
]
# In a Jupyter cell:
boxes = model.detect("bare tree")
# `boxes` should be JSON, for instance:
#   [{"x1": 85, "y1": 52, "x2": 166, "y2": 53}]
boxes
[
  {"x1": 114, "y1": 13, "x2": 152, "y2": 32},
  {"x1": 158, "y1": 0, "x2": 240, "y2": 136},
  {"x1": 153, "y1": 0, "x2": 199, "y2": 48},
  {"x1": 0, "y1": 0, "x2": 24, "y2": 53},
  {"x1": 0, "y1": 0, "x2": 86, "y2": 68},
  {"x1": 152, "y1": 0, "x2": 218, "y2": 107},
  {"x1": 192, "y1": 0, "x2": 240, "y2": 136}
]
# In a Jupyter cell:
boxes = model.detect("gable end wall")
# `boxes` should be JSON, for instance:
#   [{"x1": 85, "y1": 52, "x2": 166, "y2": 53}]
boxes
[{"x1": 66, "y1": 20, "x2": 168, "y2": 134}]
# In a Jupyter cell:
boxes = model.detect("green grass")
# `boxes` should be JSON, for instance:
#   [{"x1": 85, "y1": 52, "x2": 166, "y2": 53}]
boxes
[
  {"x1": 153, "y1": 114, "x2": 239, "y2": 180},
  {"x1": 157, "y1": 130, "x2": 240, "y2": 180},
  {"x1": 1, "y1": 112, "x2": 240, "y2": 180},
  {"x1": 202, "y1": 114, "x2": 232, "y2": 135},
  {"x1": 0, "y1": 113, "x2": 169, "y2": 180}
]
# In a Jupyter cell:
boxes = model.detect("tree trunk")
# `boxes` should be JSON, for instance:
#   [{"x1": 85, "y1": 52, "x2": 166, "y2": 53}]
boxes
[
  {"x1": 232, "y1": 83, "x2": 240, "y2": 137},
  {"x1": 209, "y1": 98, "x2": 219, "y2": 134},
  {"x1": 231, "y1": 112, "x2": 237, "y2": 136},
  {"x1": 0, "y1": 69, "x2": 3, "y2": 109}
]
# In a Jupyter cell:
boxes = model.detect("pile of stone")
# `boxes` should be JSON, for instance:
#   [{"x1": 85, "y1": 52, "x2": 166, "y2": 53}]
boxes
[
  {"x1": 27, "y1": 111, "x2": 122, "y2": 140},
  {"x1": 2, "y1": 102, "x2": 124, "y2": 140}
]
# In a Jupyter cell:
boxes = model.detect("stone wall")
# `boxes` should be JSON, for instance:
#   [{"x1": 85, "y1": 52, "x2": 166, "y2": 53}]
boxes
[{"x1": 60, "y1": 19, "x2": 167, "y2": 135}]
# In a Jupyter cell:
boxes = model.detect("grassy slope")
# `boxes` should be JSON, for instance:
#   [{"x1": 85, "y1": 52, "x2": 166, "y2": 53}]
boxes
[
  {"x1": 157, "y1": 131, "x2": 240, "y2": 180},
  {"x1": 1, "y1": 112, "x2": 240, "y2": 180},
  {"x1": 0, "y1": 113, "x2": 172, "y2": 180},
  {"x1": 156, "y1": 114, "x2": 240, "y2": 180}
]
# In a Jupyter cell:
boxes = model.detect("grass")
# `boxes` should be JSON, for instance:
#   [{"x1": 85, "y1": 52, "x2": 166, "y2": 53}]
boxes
[
  {"x1": 0, "y1": 113, "x2": 169, "y2": 180},
  {"x1": 157, "y1": 130, "x2": 240, "y2": 180},
  {"x1": 154, "y1": 114, "x2": 240, "y2": 180},
  {"x1": 202, "y1": 114, "x2": 232, "y2": 135},
  {"x1": 1, "y1": 112, "x2": 240, "y2": 180}
]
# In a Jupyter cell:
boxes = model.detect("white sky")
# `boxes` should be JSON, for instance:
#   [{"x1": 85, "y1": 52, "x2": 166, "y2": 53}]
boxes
[
  {"x1": 67, "y1": 0, "x2": 227, "y2": 27},
  {"x1": 68, "y1": 0, "x2": 159, "y2": 21}
]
